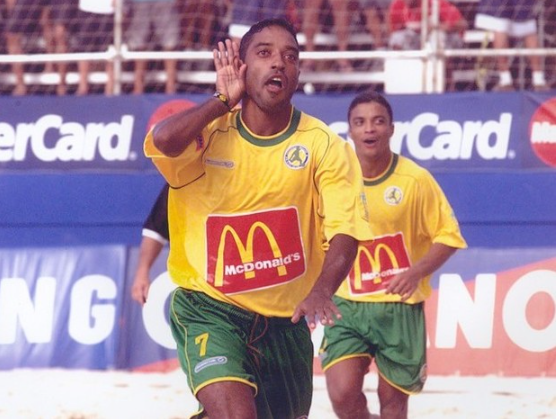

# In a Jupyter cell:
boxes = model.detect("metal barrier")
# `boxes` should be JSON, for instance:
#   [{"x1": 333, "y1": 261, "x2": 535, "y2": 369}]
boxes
[{"x1": 0, "y1": 0, "x2": 553, "y2": 94}]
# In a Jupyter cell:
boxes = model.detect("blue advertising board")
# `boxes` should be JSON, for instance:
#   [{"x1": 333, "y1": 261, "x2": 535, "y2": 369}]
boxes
[
  {"x1": 0, "y1": 246, "x2": 125, "y2": 369},
  {"x1": 0, "y1": 92, "x2": 555, "y2": 374},
  {"x1": 1, "y1": 92, "x2": 555, "y2": 172},
  {"x1": 1, "y1": 245, "x2": 555, "y2": 376}
]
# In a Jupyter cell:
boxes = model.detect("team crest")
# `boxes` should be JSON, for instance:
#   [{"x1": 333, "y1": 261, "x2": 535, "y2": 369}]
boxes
[
  {"x1": 284, "y1": 145, "x2": 309, "y2": 169},
  {"x1": 384, "y1": 186, "x2": 403, "y2": 205}
]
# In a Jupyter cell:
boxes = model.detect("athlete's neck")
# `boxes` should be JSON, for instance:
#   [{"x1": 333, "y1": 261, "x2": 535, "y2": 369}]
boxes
[
  {"x1": 361, "y1": 152, "x2": 393, "y2": 179},
  {"x1": 241, "y1": 102, "x2": 293, "y2": 137}
]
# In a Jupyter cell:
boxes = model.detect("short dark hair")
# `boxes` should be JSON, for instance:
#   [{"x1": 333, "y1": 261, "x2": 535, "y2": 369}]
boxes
[
  {"x1": 239, "y1": 18, "x2": 299, "y2": 61},
  {"x1": 348, "y1": 91, "x2": 394, "y2": 124}
]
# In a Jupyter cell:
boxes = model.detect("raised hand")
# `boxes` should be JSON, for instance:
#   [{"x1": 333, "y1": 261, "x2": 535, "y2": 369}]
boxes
[{"x1": 213, "y1": 39, "x2": 246, "y2": 109}]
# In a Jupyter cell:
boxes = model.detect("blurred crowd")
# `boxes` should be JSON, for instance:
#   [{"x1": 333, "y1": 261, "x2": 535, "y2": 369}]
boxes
[{"x1": 0, "y1": 0, "x2": 553, "y2": 95}]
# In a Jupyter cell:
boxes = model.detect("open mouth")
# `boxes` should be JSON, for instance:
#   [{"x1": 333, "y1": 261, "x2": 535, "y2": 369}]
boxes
[{"x1": 266, "y1": 76, "x2": 284, "y2": 91}]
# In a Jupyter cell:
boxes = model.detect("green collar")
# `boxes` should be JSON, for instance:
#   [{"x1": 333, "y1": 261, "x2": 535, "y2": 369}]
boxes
[
  {"x1": 236, "y1": 108, "x2": 301, "y2": 147},
  {"x1": 364, "y1": 153, "x2": 399, "y2": 186}
]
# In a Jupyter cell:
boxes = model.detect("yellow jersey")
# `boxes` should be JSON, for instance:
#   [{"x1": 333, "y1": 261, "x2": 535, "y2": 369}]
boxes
[
  {"x1": 336, "y1": 153, "x2": 467, "y2": 304},
  {"x1": 145, "y1": 107, "x2": 373, "y2": 316}
]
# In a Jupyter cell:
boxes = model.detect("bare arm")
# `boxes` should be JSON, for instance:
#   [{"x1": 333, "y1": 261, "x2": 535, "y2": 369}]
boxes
[
  {"x1": 131, "y1": 237, "x2": 165, "y2": 305},
  {"x1": 152, "y1": 99, "x2": 230, "y2": 157},
  {"x1": 386, "y1": 243, "x2": 458, "y2": 302},
  {"x1": 291, "y1": 234, "x2": 358, "y2": 327},
  {"x1": 153, "y1": 39, "x2": 247, "y2": 157}
]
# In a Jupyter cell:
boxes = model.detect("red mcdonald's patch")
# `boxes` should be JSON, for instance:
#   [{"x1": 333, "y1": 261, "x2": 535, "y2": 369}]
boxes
[
  {"x1": 206, "y1": 208, "x2": 306, "y2": 294},
  {"x1": 349, "y1": 233, "x2": 411, "y2": 295}
]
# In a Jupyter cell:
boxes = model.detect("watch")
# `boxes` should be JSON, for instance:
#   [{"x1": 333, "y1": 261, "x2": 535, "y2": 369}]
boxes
[{"x1": 213, "y1": 91, "x2": 232, "y2": 112}]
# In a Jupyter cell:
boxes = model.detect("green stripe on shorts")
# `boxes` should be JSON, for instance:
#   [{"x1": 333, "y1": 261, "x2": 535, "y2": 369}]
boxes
[
  {"x1": 170, "y1": 288, "x2": 313, "y2": 418},
  {"x1": 320, "y1": 296, "x2": 427, "y2": 394}
]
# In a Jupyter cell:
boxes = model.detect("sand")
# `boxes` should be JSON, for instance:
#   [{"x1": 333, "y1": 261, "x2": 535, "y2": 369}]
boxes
[{"x1": 1, "y1": 369, "x2": 555, "y2": 419}]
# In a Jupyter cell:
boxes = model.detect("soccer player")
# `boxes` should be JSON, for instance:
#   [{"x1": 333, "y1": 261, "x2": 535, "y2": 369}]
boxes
[
  {"x1": 320, "y1": 92, "x2": 467, "y2": 419},
  {"x1": 130, "y1": 183, "x2": 169, "y2": 306},
  {"x1": 144, "y1": 18, "x2": 373, "y2": 419}
]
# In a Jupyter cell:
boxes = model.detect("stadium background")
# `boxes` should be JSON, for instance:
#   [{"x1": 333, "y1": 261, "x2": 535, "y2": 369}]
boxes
[{"x1": 0, "y1": 0, "x2": 555, "y2": 383}]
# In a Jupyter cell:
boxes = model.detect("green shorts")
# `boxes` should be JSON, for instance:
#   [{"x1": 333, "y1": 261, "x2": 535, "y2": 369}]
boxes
[
  {"x1": 319, "y1": 296, "x2": 427, "y2": 394},
  {"x1": 170, "y1": 288, "x2": 313, "y2": 419}
]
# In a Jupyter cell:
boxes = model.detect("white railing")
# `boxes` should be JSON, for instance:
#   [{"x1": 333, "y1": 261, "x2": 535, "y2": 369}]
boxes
[
  {"x1": 1, "y1": 44, "x2": 554, "y2": 94},
  {"x1": 0, "y1": 0, "x2": 552, "y2": 94}
]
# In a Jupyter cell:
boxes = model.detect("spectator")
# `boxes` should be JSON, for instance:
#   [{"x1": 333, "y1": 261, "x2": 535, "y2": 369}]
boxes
[
  {"x1": 302, "y1": 0, "x2": 351, "y2": 71},
  {"x1": 181, "y1": 0, "x2": 227, "y2": 50},
  {"x1": 49, "y1": 1, "x2": 77, "y2": 95},
  {"x1": 180, "y1": 0, "x2": 232, "y2": 71},
  {"x1": 358, "y1": 0, "x2": 390, "y2": 50},
  {"x1": 5, "y1": 0, "x2": 54, "y2": 95},
  {"x1": 544, "y1": 0, "x2": 556, "y2": 87},
  {"x1": 475, "y1": 0, "x2": 549, "y2": 91},
  {"x1": 387, "y1": 0, "x2": 467, "y2": 51},
  {"x1": 228, "y1": 0, "x2": 289, "y2": 43},
  {"x1": 126, "y1": 0, "x2": 180, "y2": 94},
  {"x1": 303, "y1": 0, "x2": 388, "y2": 73},
  {"x1": 75, "y1": 0, "x2": 114, "y2": 95},
  {"x1": 387, "y1": 0, "x2": 467, "y2": 90}
]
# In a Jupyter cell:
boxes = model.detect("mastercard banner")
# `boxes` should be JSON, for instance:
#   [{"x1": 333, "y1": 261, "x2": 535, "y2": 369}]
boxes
[
  {"x1": 0, "y1": 92, "x2": 554, "y2": 172},
  {"x1": 525, "y1": 93, "x2": 556, "y2": 168}
]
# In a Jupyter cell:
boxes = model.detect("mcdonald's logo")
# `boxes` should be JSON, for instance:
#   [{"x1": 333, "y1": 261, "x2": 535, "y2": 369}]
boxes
[
  {"x1": 349, "y1": 233, "x2": 411, "y2": 295},
  {"x1": 215, "y1": 222, "x2": 287, "y2": 284},
  {"x1": 206, "y1": 208, "x2": 306, "y2": 295}
]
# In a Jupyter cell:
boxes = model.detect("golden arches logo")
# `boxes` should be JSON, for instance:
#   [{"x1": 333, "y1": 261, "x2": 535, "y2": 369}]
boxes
[
  {"x1": 215, "y1": 222, "x2": 287, "y2": 286},
  {"x1": 353, "y1": 243, "x2": 399, "y2": 290}
]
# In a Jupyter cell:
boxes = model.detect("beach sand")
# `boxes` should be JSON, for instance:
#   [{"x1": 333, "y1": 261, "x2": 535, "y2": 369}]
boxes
[{"x1": 1, "y1": 369, "x2": 555, "y2": 419}]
